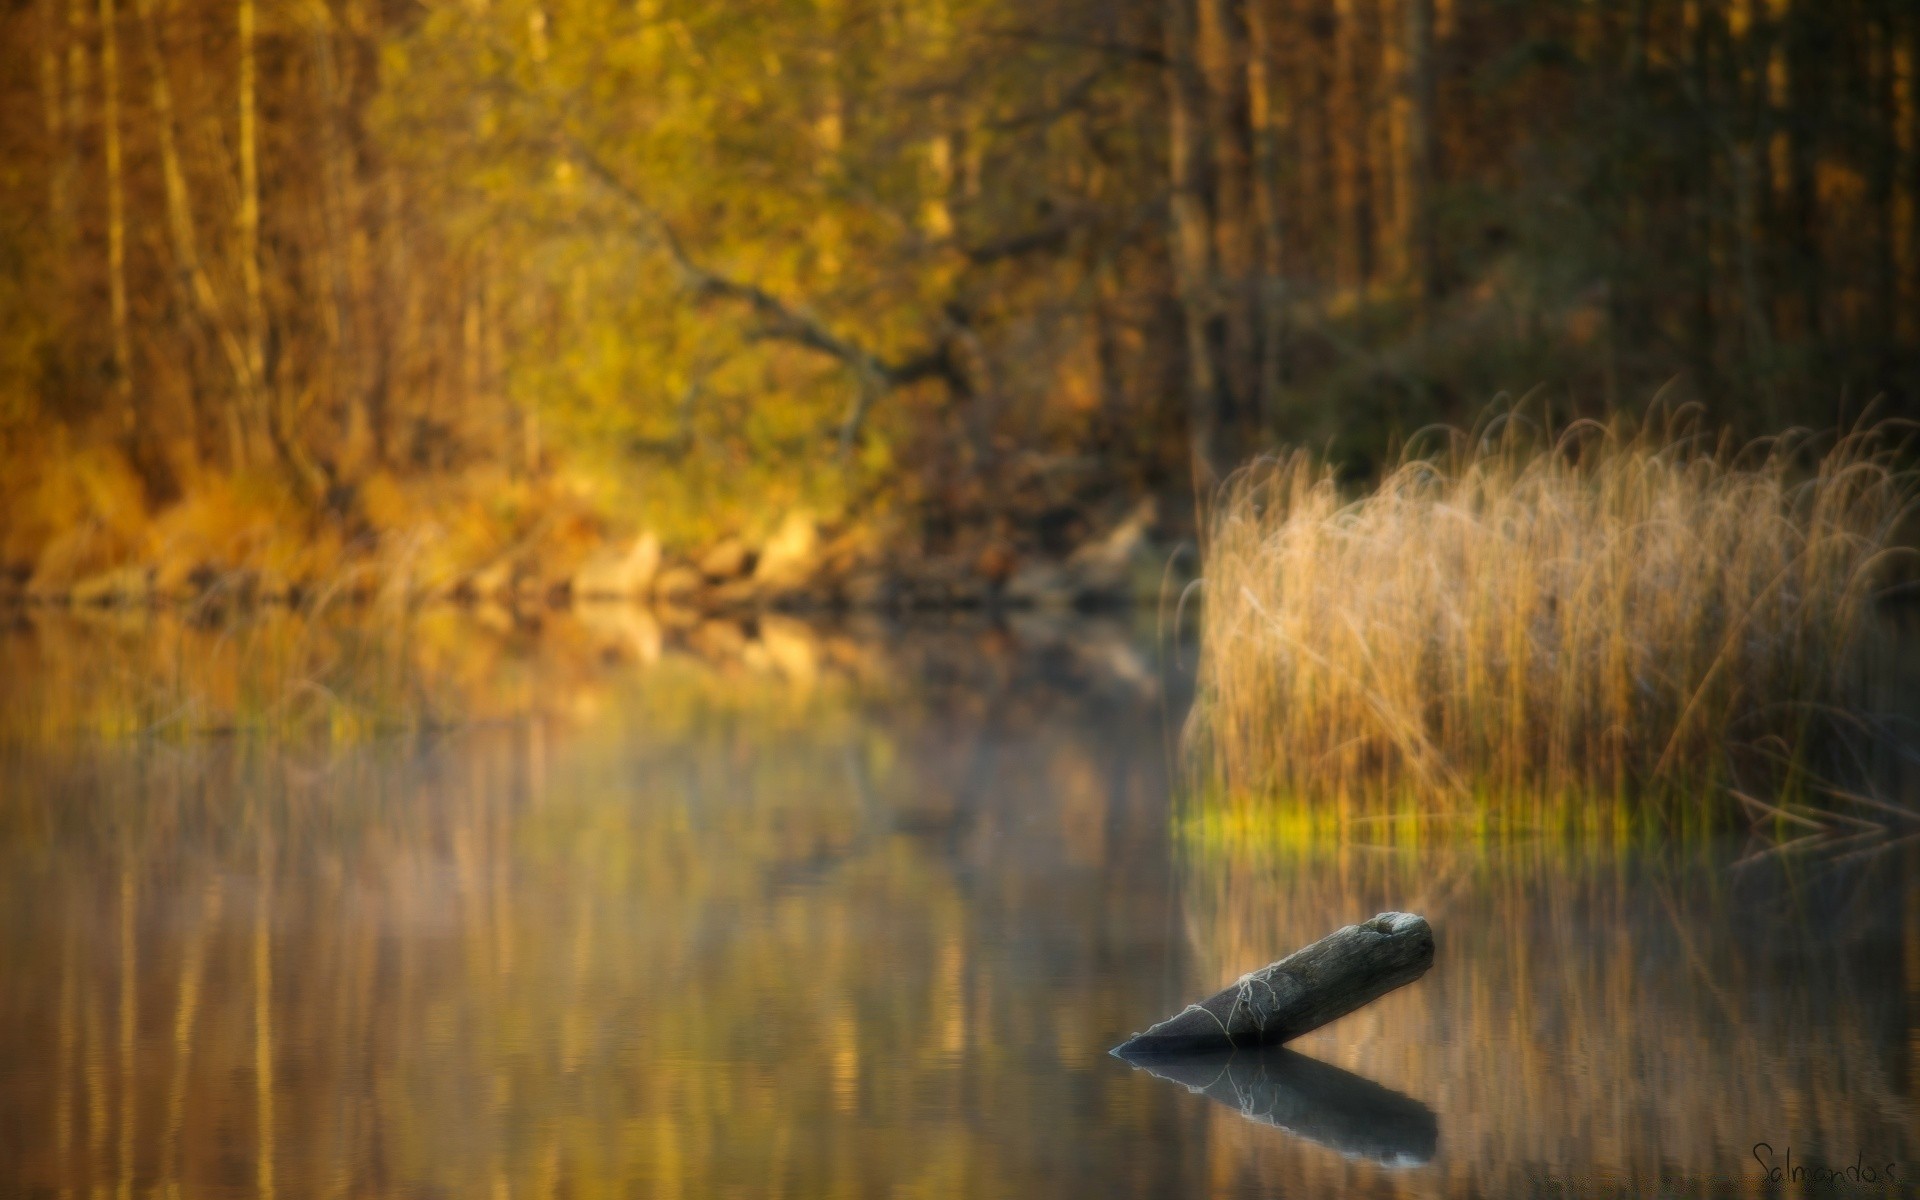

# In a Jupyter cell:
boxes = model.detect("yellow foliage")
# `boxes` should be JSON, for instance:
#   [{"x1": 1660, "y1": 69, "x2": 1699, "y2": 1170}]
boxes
[
  {"x1": 144, "y1": 474, "x2": 339, "y2": 592},
  {"x1": 5, "y1": 437, "x2": 150, "y2": 588}
]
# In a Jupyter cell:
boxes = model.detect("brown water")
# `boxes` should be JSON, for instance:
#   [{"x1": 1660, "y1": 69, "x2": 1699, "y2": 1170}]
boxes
[{"x1": 1, "y1": 613, "x2": 1916, "y2": 1198}]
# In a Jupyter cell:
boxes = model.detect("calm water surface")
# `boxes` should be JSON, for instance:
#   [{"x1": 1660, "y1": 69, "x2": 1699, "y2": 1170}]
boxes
[{"x1": 1, "y1": 612, "x2": 1916, "y2": 1197}]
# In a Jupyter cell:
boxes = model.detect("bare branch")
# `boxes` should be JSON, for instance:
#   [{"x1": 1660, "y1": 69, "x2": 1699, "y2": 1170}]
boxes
[{"x1": 557, "y1": 129, "x2": 960, "y2": 447}]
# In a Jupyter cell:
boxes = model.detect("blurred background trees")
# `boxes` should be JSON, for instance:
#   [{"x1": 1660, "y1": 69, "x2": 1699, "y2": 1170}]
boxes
[{"x1": 2, "y1": 0, "x2": 1918, "y2": 572}]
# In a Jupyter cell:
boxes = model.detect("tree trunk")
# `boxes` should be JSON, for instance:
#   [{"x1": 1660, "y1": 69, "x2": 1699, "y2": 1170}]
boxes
[
  {"x1": 39, "y1": 0, "x2": 71, "y2": 257},
  {"x1": 309, "y1": 1, "x2": 372, "y2": 479},
  {"x1": 1164, "y1": 0, "x2": 1224, "y2": 482},
  {"x1": 1246, "y1": 0, "x2": 1285, "y2": 431},
  {"x1": 135, "y1": 0, "x2": 255, "y2": 468},
  {"x1": 1201, "y1": 0, "x2": 1255, "y2": 437},
  {"x1": 239, "y1": 0, "x2": 269, "y2": 451},
  {"x1": 1403, "y1": 0, "x2": 1436, "y2": 320},
  {"x1": 100, "y1": 0, "x2": 133, "y2": 432},
  {"x1": 65, "y1": 0, "x2": 91, "y2": 273},
  {"x1": 1869, "y1": 7, "x2": 1896, "y2": 359},
  {"x1": 1686, "y1": 1, "x2": 1717, "y2": 390},
  {"x1": 1785, "y1": 1, "x2": 1822, "y2": 347},
  {"x1": 1306, "y1": 2, "x2": 1337, "y2": 290},
  {"x1": 1113, "y1": 912, "x2": 1436, "y2": 1054},
  {"x1": 1336, "y1": 0, "x2": 1376, "y2": 338},
  {"x1": 1910, "y1": 7, "x2": 1920, "y2": 346}
]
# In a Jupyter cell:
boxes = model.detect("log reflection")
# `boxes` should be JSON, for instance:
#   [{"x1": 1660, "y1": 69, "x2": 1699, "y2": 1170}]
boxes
[{"x1": 1116, "y1": 1045, "x2": 1439, "y2": 1168}]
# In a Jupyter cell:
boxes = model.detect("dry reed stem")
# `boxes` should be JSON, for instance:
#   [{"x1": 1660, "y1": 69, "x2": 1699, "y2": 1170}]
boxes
[{"x1": 1188, "y1": 418, "x2": 1917, "y2": 828}]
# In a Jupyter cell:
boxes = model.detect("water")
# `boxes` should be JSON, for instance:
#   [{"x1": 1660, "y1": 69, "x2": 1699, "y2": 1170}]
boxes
[{"x1": 1, "y1": 612, "x2": 1916, "y2": 1197}]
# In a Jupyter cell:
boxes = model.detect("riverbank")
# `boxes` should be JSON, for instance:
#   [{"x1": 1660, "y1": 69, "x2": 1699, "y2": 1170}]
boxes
[
  {"x1": 1, "y1": 489, "x2": 1178, "y2": 618},
  {"x1": 0, "y1": 599, "x2": 1179, "y2": 746}
]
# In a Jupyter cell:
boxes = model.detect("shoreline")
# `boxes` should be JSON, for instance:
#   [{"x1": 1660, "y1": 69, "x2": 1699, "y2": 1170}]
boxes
[
  {"x1": 0, "y1": 498, "x2": 1182, "y2": 618},
  {"x1": 0, "y1": 551, "x2": 1178, "y2": 618}
]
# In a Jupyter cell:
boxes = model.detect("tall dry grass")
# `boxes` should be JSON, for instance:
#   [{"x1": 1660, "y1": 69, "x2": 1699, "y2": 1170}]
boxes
[{"x1": 1188, "y1": 416, "x2": 1917, "y2": 831}]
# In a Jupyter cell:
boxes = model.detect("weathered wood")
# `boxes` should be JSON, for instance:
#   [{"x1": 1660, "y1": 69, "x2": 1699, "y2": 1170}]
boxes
[
  {"x1": 1112, "y1": 912, "x2": 1434, "y2": 1055},
  {"x1": 1115, "y1": 1045, "x2": 1438, "y2": 1167}
]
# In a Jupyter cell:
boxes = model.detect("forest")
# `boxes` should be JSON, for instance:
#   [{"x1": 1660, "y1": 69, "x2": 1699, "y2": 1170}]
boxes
[
  {"x1": 3, "y1": 0, "x2": 1918, "y2": 593},
  {"x1": 6, "y1": 10, "x2": 1920, "y2": 1196}
]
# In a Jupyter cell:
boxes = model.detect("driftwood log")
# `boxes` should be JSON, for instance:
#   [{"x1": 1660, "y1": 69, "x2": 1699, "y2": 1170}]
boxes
[
  {"x1": 1116, "y1": 1046, "x2": 1438, "y2": 1167},
  {"x1": 1113, "y1": 912, "x2": 1434, "y2": 1055}
]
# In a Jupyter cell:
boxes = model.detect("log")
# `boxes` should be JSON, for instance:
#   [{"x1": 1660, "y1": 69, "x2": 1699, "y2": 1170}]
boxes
[
  {"x1": 1114, "y1": 1045, "x2": 1438, "y2": 1167},
  {"x1": 1112, "y1": 912, "x2": 1434, "y2": 1055}
]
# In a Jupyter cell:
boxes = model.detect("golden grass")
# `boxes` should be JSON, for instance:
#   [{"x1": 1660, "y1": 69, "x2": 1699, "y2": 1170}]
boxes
[{"x1": 1187, "y1": 414, "x2": 1918, "y2": 832}]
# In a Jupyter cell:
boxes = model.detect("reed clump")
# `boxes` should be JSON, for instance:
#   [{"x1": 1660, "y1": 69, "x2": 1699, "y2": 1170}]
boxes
[{"x1": 1188, "y1": 417, "x2": 1917, "y2": 831}]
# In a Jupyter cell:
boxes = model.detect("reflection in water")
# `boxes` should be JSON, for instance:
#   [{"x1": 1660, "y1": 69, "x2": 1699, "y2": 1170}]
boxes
[
  {"x1": 0, "y1": 613, "x2": 1917, "y2": 1198},
  {"x1": 1, "y1": 614, "x2": 1195, "y2": 1199},
  {"x1": 1182, "y1": 841, "x2": 1920, "y2": 1196},
  {"x1": 1115, "y1": 1046, "x2": 1438, "y2": 1168}
]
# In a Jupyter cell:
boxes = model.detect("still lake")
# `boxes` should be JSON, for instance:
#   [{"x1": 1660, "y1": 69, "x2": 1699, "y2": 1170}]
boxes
[{"x1": 1, "y1": 610, "x2": 1916, "y2": 1197}]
